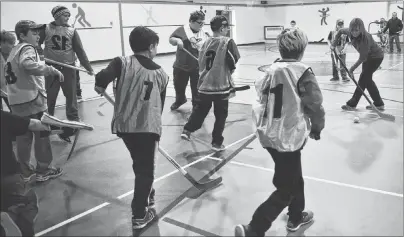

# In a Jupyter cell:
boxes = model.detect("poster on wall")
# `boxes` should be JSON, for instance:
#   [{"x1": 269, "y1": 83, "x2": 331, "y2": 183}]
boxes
[
  {"x1": 318, "y1": 7, "x2": 330, "y2": 25},
  {"x1": 264, "y1": 26, "x2": 284, "y2": 40}
]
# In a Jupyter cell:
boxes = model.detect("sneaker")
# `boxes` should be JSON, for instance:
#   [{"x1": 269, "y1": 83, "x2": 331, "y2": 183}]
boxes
[
  {"x1": 342, "y1": 77, "x2": 350, "y2": 82},
  {"x1": 0, "y1": 212, "x2": 22, "y2": 237},
  {"x1": 212, "y1": 143, "x2": 225, "y2": 151},
  {"x1": 330, "y1": 77, "x2": 339, "y2": 81},
  {"x1": 341, "y1": 104, "x2": 356, "y2": 111},
  {"x1": 170, "y1": 99, "x2": 187, "y2": 110},
  {"x1": 234, "y1": 224, "x2": 262, "y2": 237},
  {"x1": 366, "y1": 105, "x2": 385, "y2": 111},
  {"x1": 36, "y1": 168, "x2": 63, "y2": 182},
  {"x1": 286, "y1": 211, "x2": 314, "y2": 232},
  {"x1": 132, "y1": 208, "x2": 157, "y2": 230},
  {"x1": 181, "y1": 130, "x2": 191, "y2": 141}
]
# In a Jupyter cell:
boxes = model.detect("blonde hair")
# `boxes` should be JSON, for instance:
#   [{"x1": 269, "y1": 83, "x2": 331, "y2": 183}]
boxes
[{"x1": 277, "y1": 28, "x2": 308, "y2": 60}]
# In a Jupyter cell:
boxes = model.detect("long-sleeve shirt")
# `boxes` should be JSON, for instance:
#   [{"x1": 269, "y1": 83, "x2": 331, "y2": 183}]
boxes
[
  {"x1": 298, "y1": 68, "x2": 325, "y2": 133},
  {"x1": 38, "y1": 22, "x2": 93, "y2": 72},
  {"x1": 332, "y1": 28, "x2": 384, "y2": 61}
]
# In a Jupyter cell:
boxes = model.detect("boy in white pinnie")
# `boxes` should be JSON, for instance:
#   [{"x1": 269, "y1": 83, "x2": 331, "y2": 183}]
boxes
[
  {"x1": 235, "y1": 28, "x2": 325, "y2": 236},
  {"x1": 5, "y1": 20, "x2": 64, "y2": 182}
]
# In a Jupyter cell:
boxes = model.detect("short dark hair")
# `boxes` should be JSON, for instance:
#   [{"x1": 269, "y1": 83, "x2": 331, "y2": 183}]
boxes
[
  {"x1": 129, "y1": 26, "x2": 159, "y2": 53},
  {"x1": 210, "y1": 15, "x2": 229, "y2": 32},
  {"x1": 291, "y1": 20, "x2": 296, "y2": 24},
  {"x1": 0, "y1": 30, "x2": 16, "y2": 45},
  {"x1": 189, "y1": 10, "x2": 205, "y2": 22}
]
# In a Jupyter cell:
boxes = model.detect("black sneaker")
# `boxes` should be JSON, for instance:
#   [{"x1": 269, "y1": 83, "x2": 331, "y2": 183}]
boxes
[
  {"x1": 330, "y1": 77, "x2": 339, "y2": 81},
  {"x1": 170, "y1": 99, "x2": 187, "y2": 110},
  {"x1": 181, "y1": 130, "x2": 191, "y2": 141},
  {"x1": 286, "y1": 211, "x2": 314, "y2": 232},
  {"x1": 36, "y1": 168, "x2": 63, "y2": 182},
  {"x1": 212, "y1": 143, "x2": 225, "y2": 151},
  {"x1": 342, "y1": 77, "x2": 350, "y2": 82},
  {"x1": 234, "y1": 224, "x2": 262, "y2": 237},
  {"x1": 132, "y1": 208, "x2": 157, "y2": 230}
]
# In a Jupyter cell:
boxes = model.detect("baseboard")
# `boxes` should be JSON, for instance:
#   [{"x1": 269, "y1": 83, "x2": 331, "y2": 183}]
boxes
[{"x1": 238, "y1": 42, "x2": 265, "y2": 46}]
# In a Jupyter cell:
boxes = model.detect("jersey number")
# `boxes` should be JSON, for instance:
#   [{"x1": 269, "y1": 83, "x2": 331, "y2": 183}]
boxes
[
  {"x1": 4, "y1": 62, "x2": 17, "y2": 84},
  {"x1": 205, "y1": 50, "x2": 216, "y2": 71},
  {"x1": 51, "y1": 35, "x2": 69, "y2": 50},
  {"x1": 263, "y1": 84, "x2": 283, "y2": 119},
  {"x1": 143, "y1": 81, "x2": 153, "y2": 101}
]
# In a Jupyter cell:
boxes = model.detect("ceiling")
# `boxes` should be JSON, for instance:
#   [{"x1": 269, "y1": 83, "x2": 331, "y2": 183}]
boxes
[
  {"x1": 190, "y1": 0, "x2": 400, "y2": 6},
  {"x1": 1, "y1": 0, "x2": 399, "y2": 6}
]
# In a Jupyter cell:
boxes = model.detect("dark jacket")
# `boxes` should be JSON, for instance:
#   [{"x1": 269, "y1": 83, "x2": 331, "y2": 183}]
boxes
[{"x1": 383, "y1": 18, "x2": 403, "y2": 35}]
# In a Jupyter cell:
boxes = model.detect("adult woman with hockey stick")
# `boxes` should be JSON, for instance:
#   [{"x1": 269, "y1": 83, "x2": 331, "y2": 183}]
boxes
[{"x1": 331, "y1": 18, "x2": 385, "y2": 111}]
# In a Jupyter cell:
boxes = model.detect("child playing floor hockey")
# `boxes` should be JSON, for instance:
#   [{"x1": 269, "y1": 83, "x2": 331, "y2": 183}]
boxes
[
  {"x1": 6, "y1": 20, "x2": 64, "y2": 182},
  {"x1": 181, "y1": 15, "x2": 240, "y2": 151},
  {"x1": 235, "y1": 28, "x2": 325, "y2": 236},
  {"x1": 327, "y1": 19, "x2": 350, "y2": 82},
  {"x1": 94, "y1": 26, "x2": 169, "y2": 229}
]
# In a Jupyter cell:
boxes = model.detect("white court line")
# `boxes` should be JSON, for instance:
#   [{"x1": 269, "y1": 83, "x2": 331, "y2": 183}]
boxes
[
  {"x1": 374, "y1": 61, "x2": 403, "y2": 77},
  {"x1": 34, "y1": 134, "x2": 254, "y2": 237},
  {"x1": 206, "y1": 157, "x2": 403, "y2": 198}
]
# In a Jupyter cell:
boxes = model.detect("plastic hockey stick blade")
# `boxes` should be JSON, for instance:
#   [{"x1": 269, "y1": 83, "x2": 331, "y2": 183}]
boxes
[
  {"x1": 158, "y1": 147, "x2": 222, "y2": 191},
  {"x1": 332, "y1": 49, "x2": 395, "y2": 122}
]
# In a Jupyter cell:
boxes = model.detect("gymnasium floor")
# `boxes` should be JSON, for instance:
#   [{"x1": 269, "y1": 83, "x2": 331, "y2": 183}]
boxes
[{"x1": 31, "y1": 43, "x2": 403, "y2": 236}]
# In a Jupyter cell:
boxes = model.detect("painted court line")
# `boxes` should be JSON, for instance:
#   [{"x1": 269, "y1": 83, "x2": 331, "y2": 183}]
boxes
[
  {"x1": 34, "y1": 134, "x2": 253, "y2": 237},
  {"x1": 374, "y1": 61, "x2": 403, "y2": 77},
  {"x1": 206, "y1": 157, "x2": 403, "y2": 198}
]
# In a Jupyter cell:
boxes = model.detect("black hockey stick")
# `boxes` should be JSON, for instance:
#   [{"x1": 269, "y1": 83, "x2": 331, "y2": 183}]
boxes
[
  {"x1": 332, "y1": 49, "x2": 395, "y2": 122},
  {"x1": 232, "y1": 85, "x2": 250, "y2": 91},
  {"x1": 101, "y1": 92, "x2": 222, "y2": 190}
]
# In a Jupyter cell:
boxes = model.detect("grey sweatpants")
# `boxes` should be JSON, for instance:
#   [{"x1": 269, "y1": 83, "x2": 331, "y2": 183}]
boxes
[{"x1": 15, "y1": 111, "x2": 53, "y2": 177}]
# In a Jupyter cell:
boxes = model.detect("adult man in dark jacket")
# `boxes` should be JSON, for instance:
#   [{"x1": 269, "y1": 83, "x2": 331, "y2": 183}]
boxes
[{"x1": 383, "y1": 12, "x2": 403, "y2": 53}]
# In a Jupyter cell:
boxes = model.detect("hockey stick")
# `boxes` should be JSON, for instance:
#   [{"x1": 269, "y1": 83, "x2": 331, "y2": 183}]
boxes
[
  {"x1": 182, "y1": 48, "x2": 199, "y2": 61},
  {"x1": 158, "y1": 147, "x2": 222, "y2": 190},
  {"x1": 44, "y1": 58, "x2": 89, "y2": 73},
  {"x1": 332, "y1": 49, "x2": 395, "y2": 122},
  {"x1": 101, "y1": 92, "x2": 223, "y2": 190}
]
